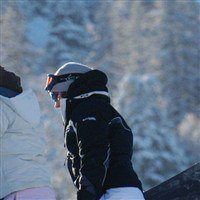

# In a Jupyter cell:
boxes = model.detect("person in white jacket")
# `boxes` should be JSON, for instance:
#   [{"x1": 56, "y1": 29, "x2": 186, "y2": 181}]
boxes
[{"x1": 0, "y1": 66, "x2": 56, "y2": 200}]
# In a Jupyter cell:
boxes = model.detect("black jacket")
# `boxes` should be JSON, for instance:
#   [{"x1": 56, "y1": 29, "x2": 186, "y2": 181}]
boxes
[{"x1": 64, "y1": 70, "x2": 143, "y2": 200}]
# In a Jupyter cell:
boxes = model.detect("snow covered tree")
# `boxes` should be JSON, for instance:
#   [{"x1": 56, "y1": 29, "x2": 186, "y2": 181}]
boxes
[
  {"x1": 43, "y1": 0, "x2": 95, "y2": 69},
  {"x1": 106, "y1": 0, "x2": 163, "y2": 74},
  {"x1": 114, "y1": 73, "x2": 189, "y2": 189},
  {"x1": 19, "y1": 0, "x2": 52, "y2": 18},
  {"x1": 159, "y1": 0, "x2": 200, "y2": 125},
  {"x1": 113, "y1": 1, "x2": 200, "y2": 190},
  {"x1": 0, "y1": 2, "x2": 36, "y2": 77},
  {"x1": 91, "y1": 0, "x2": 164, "y2": 94},
  {"x1": 88, "y1": 0, "x2": 120, "y2": 94}
]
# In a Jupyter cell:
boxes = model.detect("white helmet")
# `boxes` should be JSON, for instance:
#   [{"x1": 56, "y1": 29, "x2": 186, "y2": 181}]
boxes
[{"x1": 45, "y1": 62, "x2": 93, "y2": 102}]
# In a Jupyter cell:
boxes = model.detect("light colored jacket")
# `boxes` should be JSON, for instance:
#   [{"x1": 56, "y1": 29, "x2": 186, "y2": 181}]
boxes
[{"x1": 0, "y1": 89, "x2": 52, "y2": 198}]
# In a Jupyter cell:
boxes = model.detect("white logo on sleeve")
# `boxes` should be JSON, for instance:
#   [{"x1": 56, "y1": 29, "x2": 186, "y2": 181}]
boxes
[{"x1": 82, "y1": 117, "x2": 96, "y2": 122}]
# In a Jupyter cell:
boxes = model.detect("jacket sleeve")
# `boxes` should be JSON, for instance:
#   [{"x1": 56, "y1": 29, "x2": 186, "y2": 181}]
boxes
[
  {"x1": 75, "y1": 112, "x2": 110, "y2": 200},
  {"x1": 0, "y1": 108, "x2": 9, "y2": 137}
]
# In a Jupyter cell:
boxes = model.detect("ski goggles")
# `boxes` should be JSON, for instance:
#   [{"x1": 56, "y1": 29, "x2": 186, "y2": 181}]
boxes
[{"x1": 45, "y1": 73, "x2": 82, "y2": 101}]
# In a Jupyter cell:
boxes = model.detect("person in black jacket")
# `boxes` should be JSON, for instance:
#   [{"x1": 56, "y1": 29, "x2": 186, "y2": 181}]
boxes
[{"x1": 45, "y1": 62, "x2": 145, "y2": 200}]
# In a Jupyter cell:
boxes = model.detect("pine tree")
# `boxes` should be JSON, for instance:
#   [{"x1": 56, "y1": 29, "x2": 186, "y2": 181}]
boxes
[
  {"x1": 106, "y1": 0, "x2": 163, "y2": 74},
  {"x1": 88, "y1": 0, "x2": 119, "y2": 94},
  {"x1": 113, "y1": 0, "x2": 200, "y2": 189},
  {"x1": 159, "y1": 0, "x2": 200, "y2": 125},
  {"x1": 0, "y1": 3, "x2": 36, "y2": 77},
  {"x1": 114, "y1": 73, "x2": 189, "y2": 189},
  {"x1": 92, "y1": 0, "x2": 163, "y2": 94},
  {"x1": 44, "y1": 0, "x2": 94, "y2": 70}
]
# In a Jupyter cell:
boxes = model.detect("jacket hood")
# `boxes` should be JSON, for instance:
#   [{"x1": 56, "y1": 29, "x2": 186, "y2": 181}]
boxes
[
  {"x1": 67, "y1": 70, "x2": 108, "y2": 99},
  {"x1": 0, "y1": 89, "x2": 40, "y2": 127}
]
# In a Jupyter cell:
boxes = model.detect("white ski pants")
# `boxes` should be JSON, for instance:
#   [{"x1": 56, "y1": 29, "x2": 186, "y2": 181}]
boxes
[
  {"x1": 100, "y1": 187, "x2": 145, "y2": 200},
  {"x1": 3, "y1": 187, "x2": 56, "y2": 200}
]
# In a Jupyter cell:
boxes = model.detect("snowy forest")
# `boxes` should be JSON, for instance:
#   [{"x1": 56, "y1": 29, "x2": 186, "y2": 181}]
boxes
[{"x1": 1, "y1": 0, "x2": 200, "y2": 199}]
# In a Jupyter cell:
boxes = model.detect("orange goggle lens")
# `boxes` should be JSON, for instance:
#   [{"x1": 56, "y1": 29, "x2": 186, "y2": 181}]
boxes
[{"x1": 45, "y1": 76, "x2": 53, "y2": 89}]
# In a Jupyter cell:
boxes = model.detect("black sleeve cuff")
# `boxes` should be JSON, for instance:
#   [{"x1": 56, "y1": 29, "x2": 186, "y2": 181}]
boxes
[{"x1": 77, "y1": 190, "x2": 98, "y2": 200}]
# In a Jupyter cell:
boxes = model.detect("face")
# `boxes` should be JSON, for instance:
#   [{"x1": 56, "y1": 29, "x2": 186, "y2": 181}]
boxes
[
  {"x1": 54, "y1": 92, "x2": 62, "y2": 108},
  {"x1": 53, "y1": 92, "x2": 66, "y2": 123}
]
